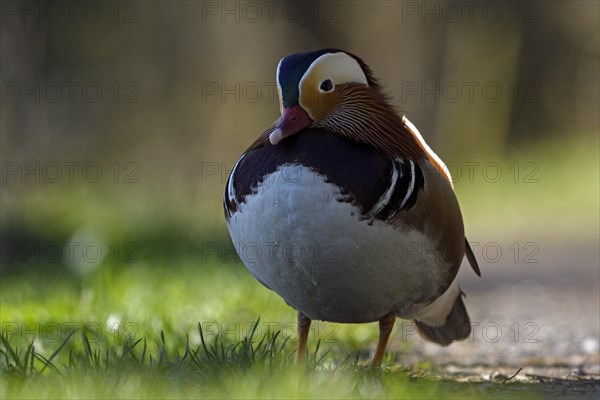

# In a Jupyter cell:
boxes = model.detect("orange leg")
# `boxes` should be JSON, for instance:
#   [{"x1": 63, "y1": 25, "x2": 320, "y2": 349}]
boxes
[
  {"x1": 371, "y1": 313, "x2": 396, "y2": 368},
  {"x1": 295, "y1": 311, "x2": 312, "y2": 365}
]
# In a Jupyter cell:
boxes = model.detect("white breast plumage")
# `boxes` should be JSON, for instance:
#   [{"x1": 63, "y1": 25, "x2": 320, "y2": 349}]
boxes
[{"x1": 226, "y1": 164, "x2": 452, "y2": 323}]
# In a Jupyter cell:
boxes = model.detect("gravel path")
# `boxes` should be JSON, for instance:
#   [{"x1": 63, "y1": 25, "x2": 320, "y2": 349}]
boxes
[{"x1": 394, "y1": 241, "x2": 599, "y2": 392}]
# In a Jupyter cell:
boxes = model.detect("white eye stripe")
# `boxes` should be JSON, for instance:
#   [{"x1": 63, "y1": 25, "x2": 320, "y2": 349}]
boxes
[
  {"x1": 303, "y1": 53, "x2": 368, "y2": 86},
  {"x1": 300, "y1": 53, "x2": 367, "y2": 94}
]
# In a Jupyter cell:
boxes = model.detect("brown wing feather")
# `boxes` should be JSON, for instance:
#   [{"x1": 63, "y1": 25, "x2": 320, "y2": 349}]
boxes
[{"x1": 386, "y1": 161, "x2": 465, "y2": 291}]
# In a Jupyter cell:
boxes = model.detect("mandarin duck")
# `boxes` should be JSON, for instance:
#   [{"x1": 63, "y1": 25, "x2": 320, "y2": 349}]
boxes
[{"x1": 224, "y1": 49, "x2": 481, "y2": 367}]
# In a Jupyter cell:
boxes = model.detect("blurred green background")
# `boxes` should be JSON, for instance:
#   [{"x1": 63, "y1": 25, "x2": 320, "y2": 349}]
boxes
[
  {"x1": 2, "y1": 0, "x2": 598, "y2": 245},
  {"x1": 1, "y1": 1, "x2": 599, "y2": 398}
]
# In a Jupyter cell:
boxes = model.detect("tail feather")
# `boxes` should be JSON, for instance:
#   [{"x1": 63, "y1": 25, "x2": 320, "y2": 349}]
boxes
[{"x1": 414, "y1": 291, "x2": 471, "y2": 346}]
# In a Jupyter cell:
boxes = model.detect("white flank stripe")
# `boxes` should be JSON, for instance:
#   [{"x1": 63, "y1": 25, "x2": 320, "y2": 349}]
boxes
[
  {"x1": 399, "y1": 160, "x2": 416, "y2": 209},
  {"x1": 276, "y1": 58, "x2": 284, "y2": 113},
  {"x1": 366, "y1": 158, "x2": 400, "y2": 217},
  {"x1": 402, "y1": 116, "x2": 453, "y2": 187},
  {"x1": 227, "y1": 154, "x2": 245, "y2": 202}
]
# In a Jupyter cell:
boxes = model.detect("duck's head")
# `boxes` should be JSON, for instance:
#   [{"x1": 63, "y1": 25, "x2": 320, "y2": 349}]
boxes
[{"x1": 269, "y1": 48, "x2": 383, "y2": 145}]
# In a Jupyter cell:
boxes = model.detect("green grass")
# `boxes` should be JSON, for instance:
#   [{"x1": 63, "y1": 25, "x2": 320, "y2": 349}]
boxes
[
  {"x1": 1, "y1": 311, "x2": 546, "y2": 400},
  {"x1": 1, "y1": 319, "x2": 435, "y2": 399},
  {"x1": 0, "y1": 260, "x2": 573, "y2": 400},
  {"x1": 1, "y1": 135, "x2": 597, "y2": 398}
]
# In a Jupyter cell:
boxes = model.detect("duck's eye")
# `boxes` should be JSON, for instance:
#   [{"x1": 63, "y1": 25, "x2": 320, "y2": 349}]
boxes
[{"x1": 319, "y1": 79, "x2": 334, "y2": 92}]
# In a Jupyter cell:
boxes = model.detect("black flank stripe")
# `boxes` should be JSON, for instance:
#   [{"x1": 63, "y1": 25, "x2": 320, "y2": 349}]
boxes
[
  {"x1": 375, "y1": 160, "x2": 407, "y2": 220},
  {"x1": 401, "y1": 162, "x2": 424, "y2": 210},
  {"x1": 374, "y1": 160, "x2": 424, "y2": 220}
]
